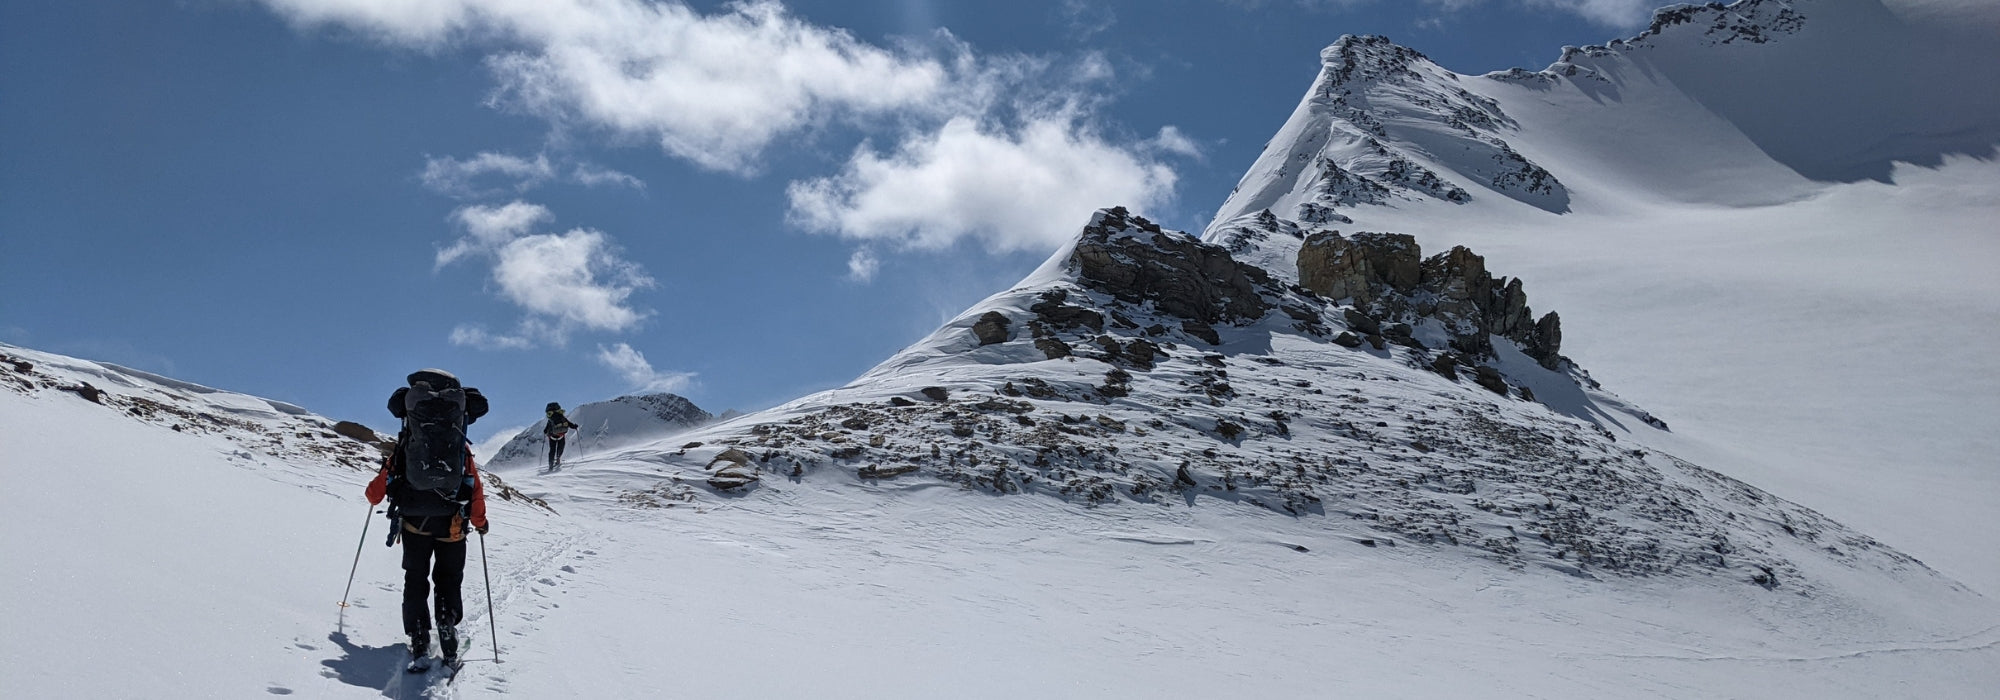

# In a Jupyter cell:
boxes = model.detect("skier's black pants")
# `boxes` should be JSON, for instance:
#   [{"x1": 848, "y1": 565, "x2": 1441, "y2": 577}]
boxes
[
  {"x1": 400, "y1": 529, "x2": 466, "y2": 637},
  {"x1": 548, "y1": 436, "x2": 567, "y2": 467}
]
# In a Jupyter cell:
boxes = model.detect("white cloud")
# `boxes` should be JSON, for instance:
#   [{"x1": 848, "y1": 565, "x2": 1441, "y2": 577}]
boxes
[
  {"x1": 846, "y1": 248, "x2": 881, "y2": 282},
  {"x1": 260, "y1": 0, "x2": 949, "y2": 173},
  {"x1": 448, "y1": 324, "x2": 536, "y2": 350},
  {"x1": 786, "y1": 115, "x2": 1178, "y2": 254},
  {"x1": 1522, "y1": 0, "x2": 1653, "y2": 28},
  {"x1": 423, "y1": 152, "x2": 645, "y2": 197},
  {"x1": 595, "y1": 342, "x2": 695, "y2": 394},
  {"x1": 421, "y1": 152, "x2": 555, "y2": 196},
  {"x1": 570, "y1": 163, "x2": 645, "y2": 190},
  {"x1": 438, "y1": 201, "x2": 553, "y2": 267},
  {"x1": 437, "y1": 201, "x2": 654, "y2": 346},
  {"x1": 491, "y1": 229, "x2": 654, "y2": 335},
  {"x1": 1145, "y1": 125, "x2": 1203, "y2": 160},
  {"x1": 1058, "y1": 1, "x2": 1117, "y2": 41}
]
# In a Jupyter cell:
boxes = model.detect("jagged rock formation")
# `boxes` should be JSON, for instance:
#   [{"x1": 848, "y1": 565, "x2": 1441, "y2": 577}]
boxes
[
  {"x1": 1297, "y1": 231, "x2": 1563, "y2": 369},
  {"x1": 491, "y1": 393, "x2": 713, "y2": 466}
]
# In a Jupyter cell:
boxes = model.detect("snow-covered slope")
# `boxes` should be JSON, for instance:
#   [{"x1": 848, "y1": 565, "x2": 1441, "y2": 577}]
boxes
[
  {"x1": 0, "y1": 343, "x2": 563, "y2": 698},
  {"x1": 12, "y1": 334, "x2": 1993, "y2": 698},
  {"x1": 487, "y1": 393, "x2": 712, "y2": 467},
  {"x1": 1204, "y1": 0, "x2": 2000, "y2": 594}
]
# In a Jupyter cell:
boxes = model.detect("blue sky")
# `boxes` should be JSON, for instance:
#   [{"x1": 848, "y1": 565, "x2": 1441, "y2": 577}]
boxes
[{"x1": 1, "y1": 0, "x2": 1654, "y2": 440}]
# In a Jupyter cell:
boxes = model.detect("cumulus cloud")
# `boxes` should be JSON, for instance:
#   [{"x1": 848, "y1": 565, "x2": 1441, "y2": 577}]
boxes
[
  {"x1": 786, "y1": 115, "x2": 1178, "y2": 254},
  {"x1": 1145, "y1": 125, "x2": 1204, "y2": 160},
  {"x1": 260, "y1": 0, "x2": 949, "y2": 173},
  {"x1": 491, "y1": 230, "x2": 654, "y2": 334},
  {"x1": 596, "y1": 342, "x2": 695, "y2": 393},
  {"x1": 438, "y1": 201, "x2": 654, "y2": 347},
  {"x1": 846, "y1": 248, "x2": 881, "y2": 282},
  {"x1": 439, "y1": 200, "x2": 552, "y2": 267}
]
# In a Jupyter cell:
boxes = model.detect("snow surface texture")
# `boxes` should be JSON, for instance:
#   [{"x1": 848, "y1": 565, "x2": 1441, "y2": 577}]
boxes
[
  {"x1": 4, "y1": 341, "x2": 1998, "y2": 698},
  {"x1": 1208, "y1": 0, "x2": 2000, "y2": 595},
  {"x1": 486, "y1": 393, "x2": 712, "y2": 468}
]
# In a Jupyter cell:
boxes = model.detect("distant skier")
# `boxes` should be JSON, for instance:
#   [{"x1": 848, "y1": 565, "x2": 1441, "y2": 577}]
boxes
[
  {"x1": 543, "y1": 401, "x2": 579, "y2": 470},
  {"x1": 366, "y1": 368, "x2": 489, "y2": 671}
]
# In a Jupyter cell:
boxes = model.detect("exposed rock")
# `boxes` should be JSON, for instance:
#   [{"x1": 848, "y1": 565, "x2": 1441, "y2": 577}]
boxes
[
  {"x1": 1124, "y1": 339, "x2": 1162, "y2": 370},
  {"x1": 61, "y1": 381, "x2": 103, "y2": 404},
  {"x1": 1297, "y1": 234, "x2": 1565, "y2": 369},
  {"x1": 1333, "y1": 331, "x2": 1364, "y2": 348},
  {"x1": 1342, "y1": 308, "x2": 1381, "y2": 335},
  {"x1": 707, "y1": 465, "x2": 759, "y2": 491},
  {"x1": 1029, "y1": 290, "x2": 1104, "y2": 332},
  {"x1": 1430, "y1": 353, "x2": 1460, "y2": 381},
  {"x1": 888, "y1": 396, "x2": 916, "y2": 407},
  {"x1": 1071, "y1": 207, "x2": 1272, "y2": 324},
  {"x1": 972, "y1": 311, "x2": 1012, "y2": 346},
  {"x1": 1297, "y1": 231, "x2": 1421, "y2": 302},
  {"x1": 1035, "y1": 337, "x2": 1073, "y2": 360},
  {"x1": 332, "y1": 421, "x2": 391, "y2": 454},
  {"x1": 1474, "y1": 365, "x2": 1509, "y2": 395},
  {"x1": 1181, "y1": 320, "x2": 1221, "y2": 345},
  {"x1": 859, "y1": 464, "x2": 921, "y2": 479},
  {"x1": 920, "y1": 386, "x2": 950, "y2": 402}
]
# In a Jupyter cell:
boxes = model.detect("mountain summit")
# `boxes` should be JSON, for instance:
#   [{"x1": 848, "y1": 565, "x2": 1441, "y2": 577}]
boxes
[{"x1": 1211, "y1": 0, "x2": 2000, "y2": 233}]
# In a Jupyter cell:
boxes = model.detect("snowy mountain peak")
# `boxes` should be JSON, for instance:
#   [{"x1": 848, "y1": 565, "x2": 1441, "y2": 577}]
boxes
[
  {"x1": 1318, "y1": 34, "x2": 1433, "y2": 87},
  {"x1": 1210, "y1": 33, "x2": 1567, "y2": 235}
]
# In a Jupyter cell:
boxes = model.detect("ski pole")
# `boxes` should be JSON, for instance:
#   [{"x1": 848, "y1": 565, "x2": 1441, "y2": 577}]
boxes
[
  {"x1": 479, "y1": 529, "x2": 500, "y2": 662},
  {"x1": 338, "y1": 502, "x2": 373, "y2": 609}
]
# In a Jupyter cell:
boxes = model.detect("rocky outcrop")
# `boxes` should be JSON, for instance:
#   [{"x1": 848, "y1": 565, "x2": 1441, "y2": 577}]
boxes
[
  {"x1": 1071, "y1": 207, "x2": 1274, "y2": 325},
  {"x1": 1298, "y1": 231, "x2": 1565, "y2": 369},
  {"x1": 972, "y1": 311, "x2": 1012, "y2": 346},
  {"x1": 1296, "y1": 231, "x2": 1421, "y2": 303}
]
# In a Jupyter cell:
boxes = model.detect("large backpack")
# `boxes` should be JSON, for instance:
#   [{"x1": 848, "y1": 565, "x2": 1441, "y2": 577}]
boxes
[
  {"x1": 543, "y1": 408, "x2": 571, "y2": 439},
  {"x1": 386, "y1": 369, "x2": 486, "y2": 498}
]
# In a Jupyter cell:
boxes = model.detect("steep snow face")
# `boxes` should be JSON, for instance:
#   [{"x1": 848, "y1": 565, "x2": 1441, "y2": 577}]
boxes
[{"x1": 488, "y1": 393, "x2": 712, "y2": 467}]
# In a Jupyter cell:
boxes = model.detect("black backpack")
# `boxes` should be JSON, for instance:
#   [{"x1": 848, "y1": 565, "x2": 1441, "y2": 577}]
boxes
[
  {"x1": 387, "y1": 369, "x2": 488, "y2": 495},
  {"x1": 543, "y1": 408, "x2": 571, "y2": 439}
]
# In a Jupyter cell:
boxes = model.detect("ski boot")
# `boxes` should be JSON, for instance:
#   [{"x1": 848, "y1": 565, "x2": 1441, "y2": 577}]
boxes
[
  {"x1": 407, "y1": 632, "x2": 432, "y2": 673},
  {"x1": 439, "y1": 625, "x2": 460, "y2": 666}
]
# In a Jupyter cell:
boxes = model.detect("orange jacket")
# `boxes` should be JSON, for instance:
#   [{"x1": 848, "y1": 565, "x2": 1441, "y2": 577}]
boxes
[{"x1": 366, "y1": 452, "x2": 488, "y2": 530}]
